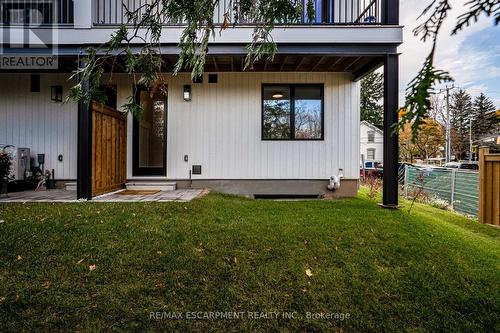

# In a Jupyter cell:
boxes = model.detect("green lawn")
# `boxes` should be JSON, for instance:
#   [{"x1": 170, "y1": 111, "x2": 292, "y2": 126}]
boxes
[{"x1": 0, "y1": 191, "x2": 499, "y2": 332}]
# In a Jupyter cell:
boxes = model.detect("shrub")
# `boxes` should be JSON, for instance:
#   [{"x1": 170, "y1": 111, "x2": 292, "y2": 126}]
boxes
[
  {"x1": 363, "y1": 175, "x2": 383, "y2": 200},
  {"x1": 429, "y1": 197, "x2": 451, "y2": 210},
  {"x1": 0, "y1": 149, "x2": 13, "y2": 193}
]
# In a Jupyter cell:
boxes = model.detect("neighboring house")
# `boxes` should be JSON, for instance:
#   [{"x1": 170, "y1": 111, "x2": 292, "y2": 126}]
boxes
[
  {"x1": 0, "y1": 0, "x2": 402, "y2": 204},
  {"x1": 360, "y1": 121, "x2": 383, "y2": 162}
]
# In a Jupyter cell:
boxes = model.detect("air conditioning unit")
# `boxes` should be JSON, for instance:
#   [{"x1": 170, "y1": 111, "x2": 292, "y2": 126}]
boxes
[{"x1": 0, "y1": 145, "x2": 31, "y2": 181}]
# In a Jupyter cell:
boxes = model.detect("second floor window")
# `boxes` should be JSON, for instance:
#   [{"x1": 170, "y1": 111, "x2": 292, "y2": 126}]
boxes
[
  {"x1": 262, "y1": 84, "x2": 324, "y2": 140},
  {"x1": 367, "y1": 130, "x2": 375, "y2": 143}
]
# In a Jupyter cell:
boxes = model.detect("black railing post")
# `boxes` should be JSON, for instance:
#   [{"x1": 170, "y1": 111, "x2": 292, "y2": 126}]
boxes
[
  {"x1": 382, "y1": 0, "x2": 399, "y2": 24},
  {"x1": 382, "y1": 53, "x2": 399, "y2": 208},
  {"x1": 77, "y1": 60, "x2": 93, "y2": 200}
]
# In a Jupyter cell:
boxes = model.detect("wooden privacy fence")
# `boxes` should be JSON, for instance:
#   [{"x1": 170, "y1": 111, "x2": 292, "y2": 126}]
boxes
[
  {"x1": 92, "y1": 102, "x2": 127, "y2": 197},
  {"x1": 479, "y1": 147, "x2": 500, "y2": 226}
]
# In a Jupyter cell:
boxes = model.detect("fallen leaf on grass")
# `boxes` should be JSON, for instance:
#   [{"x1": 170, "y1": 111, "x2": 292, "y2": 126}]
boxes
[
  {"x1": 89, "y1": 264, "x2": 96, "y2": 271},
  {"x1": 305, "y1": 269, "x2": 313, "y2": 277},
  {"x1": 16, "y1": 255, "x2": 22, "y2": 261},
  {"x1": 155, "y1": 280, "x2": 165, "y2": 289},
  {"x1": 42, "y1": 281, "x2": 50, "y2": 289},
  {"x1": 223, "y1": 256, "x2": 238, "y2": 265}
]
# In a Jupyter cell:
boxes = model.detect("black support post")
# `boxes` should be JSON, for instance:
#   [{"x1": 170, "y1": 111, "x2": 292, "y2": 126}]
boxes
[
  {"x1": 382, "y1": 54, "x2": 399, "y2": 208},
  {"x1": 77, "y1": 60, "x2": 92, "y2": 200},
  {"x1": 382, "y1": 0, "x2": 399, "y2": 25}
]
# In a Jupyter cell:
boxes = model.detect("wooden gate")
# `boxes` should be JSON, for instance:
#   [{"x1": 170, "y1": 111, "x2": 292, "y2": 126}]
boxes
[
  {"x1": 479, "y1": 147, "x2": 500, "y2": 226},
  {"x1": 92, "y1": 102, "x2": 127, "y2": 196}
]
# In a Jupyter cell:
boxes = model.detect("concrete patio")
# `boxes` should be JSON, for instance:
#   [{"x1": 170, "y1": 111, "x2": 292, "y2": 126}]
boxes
[{"x1": 0, "y1": 189, "x2": 206, "y2": 203}]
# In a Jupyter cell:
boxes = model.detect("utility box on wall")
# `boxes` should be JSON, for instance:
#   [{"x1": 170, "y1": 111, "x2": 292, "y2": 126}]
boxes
[{"x1": 192, "y1": 165, "x2": 202, "y2": 175}]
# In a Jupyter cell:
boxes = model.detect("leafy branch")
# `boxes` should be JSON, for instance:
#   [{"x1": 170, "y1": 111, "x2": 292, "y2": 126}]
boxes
[
  {"x1": 401, "y1": 0, "x2": 499, "y2": 138},
  {"x1": 69, "y1": 0, "x2": 311, "y2": 117}
]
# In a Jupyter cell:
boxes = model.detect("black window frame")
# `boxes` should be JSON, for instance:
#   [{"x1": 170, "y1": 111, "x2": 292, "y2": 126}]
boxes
[
  {"x1": 132, "y1": 85, "x2": 168, "y2": 177},
  {"x1": 261, "y1": 84, "x2": 325, "y2": 141}
]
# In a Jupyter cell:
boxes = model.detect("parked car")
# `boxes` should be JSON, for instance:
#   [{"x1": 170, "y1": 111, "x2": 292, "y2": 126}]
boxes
[
  {"x1": 443, "y1": 162, "x2": 479, "y2": 171},
  {"x1": 361, "y1": 161, "x2": 383, "y2": 178}
]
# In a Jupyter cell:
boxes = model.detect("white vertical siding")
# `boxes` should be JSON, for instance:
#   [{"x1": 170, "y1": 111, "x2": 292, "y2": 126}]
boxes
[
  {"x1": 115, "y1": 72, "x2": 360, "y2": 180},
  {"x1": 0, "y1": 72, "x2": 360, "y2": 183},
  {"x1": 0, "y1": 74, "x2": 78, "y2": 180}
]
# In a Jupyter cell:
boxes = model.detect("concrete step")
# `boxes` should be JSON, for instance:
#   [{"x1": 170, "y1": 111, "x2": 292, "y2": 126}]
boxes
[
  {"x1": 65, "y1": 182, "x2": 77, "y2": 191},
  {"x1": 126, "y1": 181, "x2": 177, "y2": 191}
]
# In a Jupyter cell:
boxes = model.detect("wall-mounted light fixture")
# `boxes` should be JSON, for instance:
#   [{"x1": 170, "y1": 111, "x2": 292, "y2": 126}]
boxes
[
  {"x1": 51, "y1": 85, "x2": 63, "y2": 102},
  {"x1": 272, "y1": 91, "x2": 284, "y2": 99},
  {"x1": 183, "y1": 85, "x2": 192, "y2": 101}
]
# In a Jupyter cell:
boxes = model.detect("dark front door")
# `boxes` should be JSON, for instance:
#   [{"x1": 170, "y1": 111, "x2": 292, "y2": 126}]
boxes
[{"x1": 133, "y1": 86, "x2": 167, "y2": 176}]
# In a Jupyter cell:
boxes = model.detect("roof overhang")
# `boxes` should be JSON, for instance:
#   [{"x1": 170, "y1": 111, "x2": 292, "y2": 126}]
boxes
[{"x1": 0, "y1": 25, "x2": 403, "y2": 46}]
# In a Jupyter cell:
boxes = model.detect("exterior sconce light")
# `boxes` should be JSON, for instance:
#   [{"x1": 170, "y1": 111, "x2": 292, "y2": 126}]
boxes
[
  {"x1": 183, "y1": 85, "x2": 192, "y2": 101},
  {"x1": 51, "y1": 85, "x2": 63, "y2": 102},
  {"x1": 272, "y1": 92, "x2": 284, "y2": 99}
]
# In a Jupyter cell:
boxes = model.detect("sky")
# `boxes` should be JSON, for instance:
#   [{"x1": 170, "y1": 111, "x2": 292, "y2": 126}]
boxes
[{"x1": 398, "y1": 0, "x2": 500, "y2": 109}]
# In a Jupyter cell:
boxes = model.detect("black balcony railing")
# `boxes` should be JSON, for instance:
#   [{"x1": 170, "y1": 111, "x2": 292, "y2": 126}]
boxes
[
  {"x1": 0, "y1": 0, "x2": 74, "y2": 25},
  {"x1": 93, "y1": 0, "x2": 385, "y2": 26}
]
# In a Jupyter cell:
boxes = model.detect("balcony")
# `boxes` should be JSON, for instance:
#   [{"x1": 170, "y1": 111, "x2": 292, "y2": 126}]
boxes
[
  {"x1": 0, "y1": 0, "x2": 401, "y2": 49},
  {"x1": 0, "y1": 0, "x2": 391, "y2": 27},
  {"x1": 93, "y1": 0, "x2": 385, "y2": 26}
]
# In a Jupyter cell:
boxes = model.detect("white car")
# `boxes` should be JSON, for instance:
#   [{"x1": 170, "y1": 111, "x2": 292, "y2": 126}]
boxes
[{"x1": 443, "y1": 162, "x2": 479, "y2": 171}]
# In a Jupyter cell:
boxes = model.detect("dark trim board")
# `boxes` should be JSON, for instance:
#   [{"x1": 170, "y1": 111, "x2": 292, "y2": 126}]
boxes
[
  {"x1": 353, "y1": 57, "x2": 385, "y2": 81},
  {"x1": 76, "y1": 60, "x2": 92, "y2": 200},
  {"x1": 382, "y1": 54, "x2": 399, "y2": 207},
  {"x1": 0, "y1": 45, "x2": 397, "y2": 78}
]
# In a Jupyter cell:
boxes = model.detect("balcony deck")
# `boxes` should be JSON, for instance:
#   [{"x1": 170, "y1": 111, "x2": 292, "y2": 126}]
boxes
[
  {"x1": 0, "y1": 0, "x2": 391, "y2": 27},
  {"x1": 0, "y1": 0, "x2": 401, "y2": 78}
]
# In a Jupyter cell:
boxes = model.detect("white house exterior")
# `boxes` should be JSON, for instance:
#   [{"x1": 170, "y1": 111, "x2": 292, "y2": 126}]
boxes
[
  {"x1": 0, "y1": 0, "x2": 402, "y2": 204},
  {"x1": 360, "y1": 121, "x2": 384, "y2": 163}
]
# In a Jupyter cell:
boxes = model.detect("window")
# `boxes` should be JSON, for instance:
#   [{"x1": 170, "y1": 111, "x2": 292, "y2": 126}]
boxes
[
  {"x1": 367, "y1": 149, "x2": 376, "y2": 160},
  {"x1": 367, "y1": 130, "x2": 375, "y2": 143},
  {"x1": 262, "y1": 84, "x2": 324, "y2": 140}
]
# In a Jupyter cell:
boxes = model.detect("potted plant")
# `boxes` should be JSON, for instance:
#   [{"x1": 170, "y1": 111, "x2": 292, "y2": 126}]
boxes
[{"x1": 0, "y1": 148, "x2": 13, "y2": 196}]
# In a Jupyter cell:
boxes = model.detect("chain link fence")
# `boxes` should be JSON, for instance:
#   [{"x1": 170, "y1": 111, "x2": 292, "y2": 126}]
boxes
[{"x1": 403, "y1": 166, "x2": 479, "y2": 217}]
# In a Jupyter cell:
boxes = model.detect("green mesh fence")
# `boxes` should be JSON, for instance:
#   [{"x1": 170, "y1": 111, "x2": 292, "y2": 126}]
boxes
[{"x1": 405, "y1": 166, "x2": 479, "y2": 217}]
